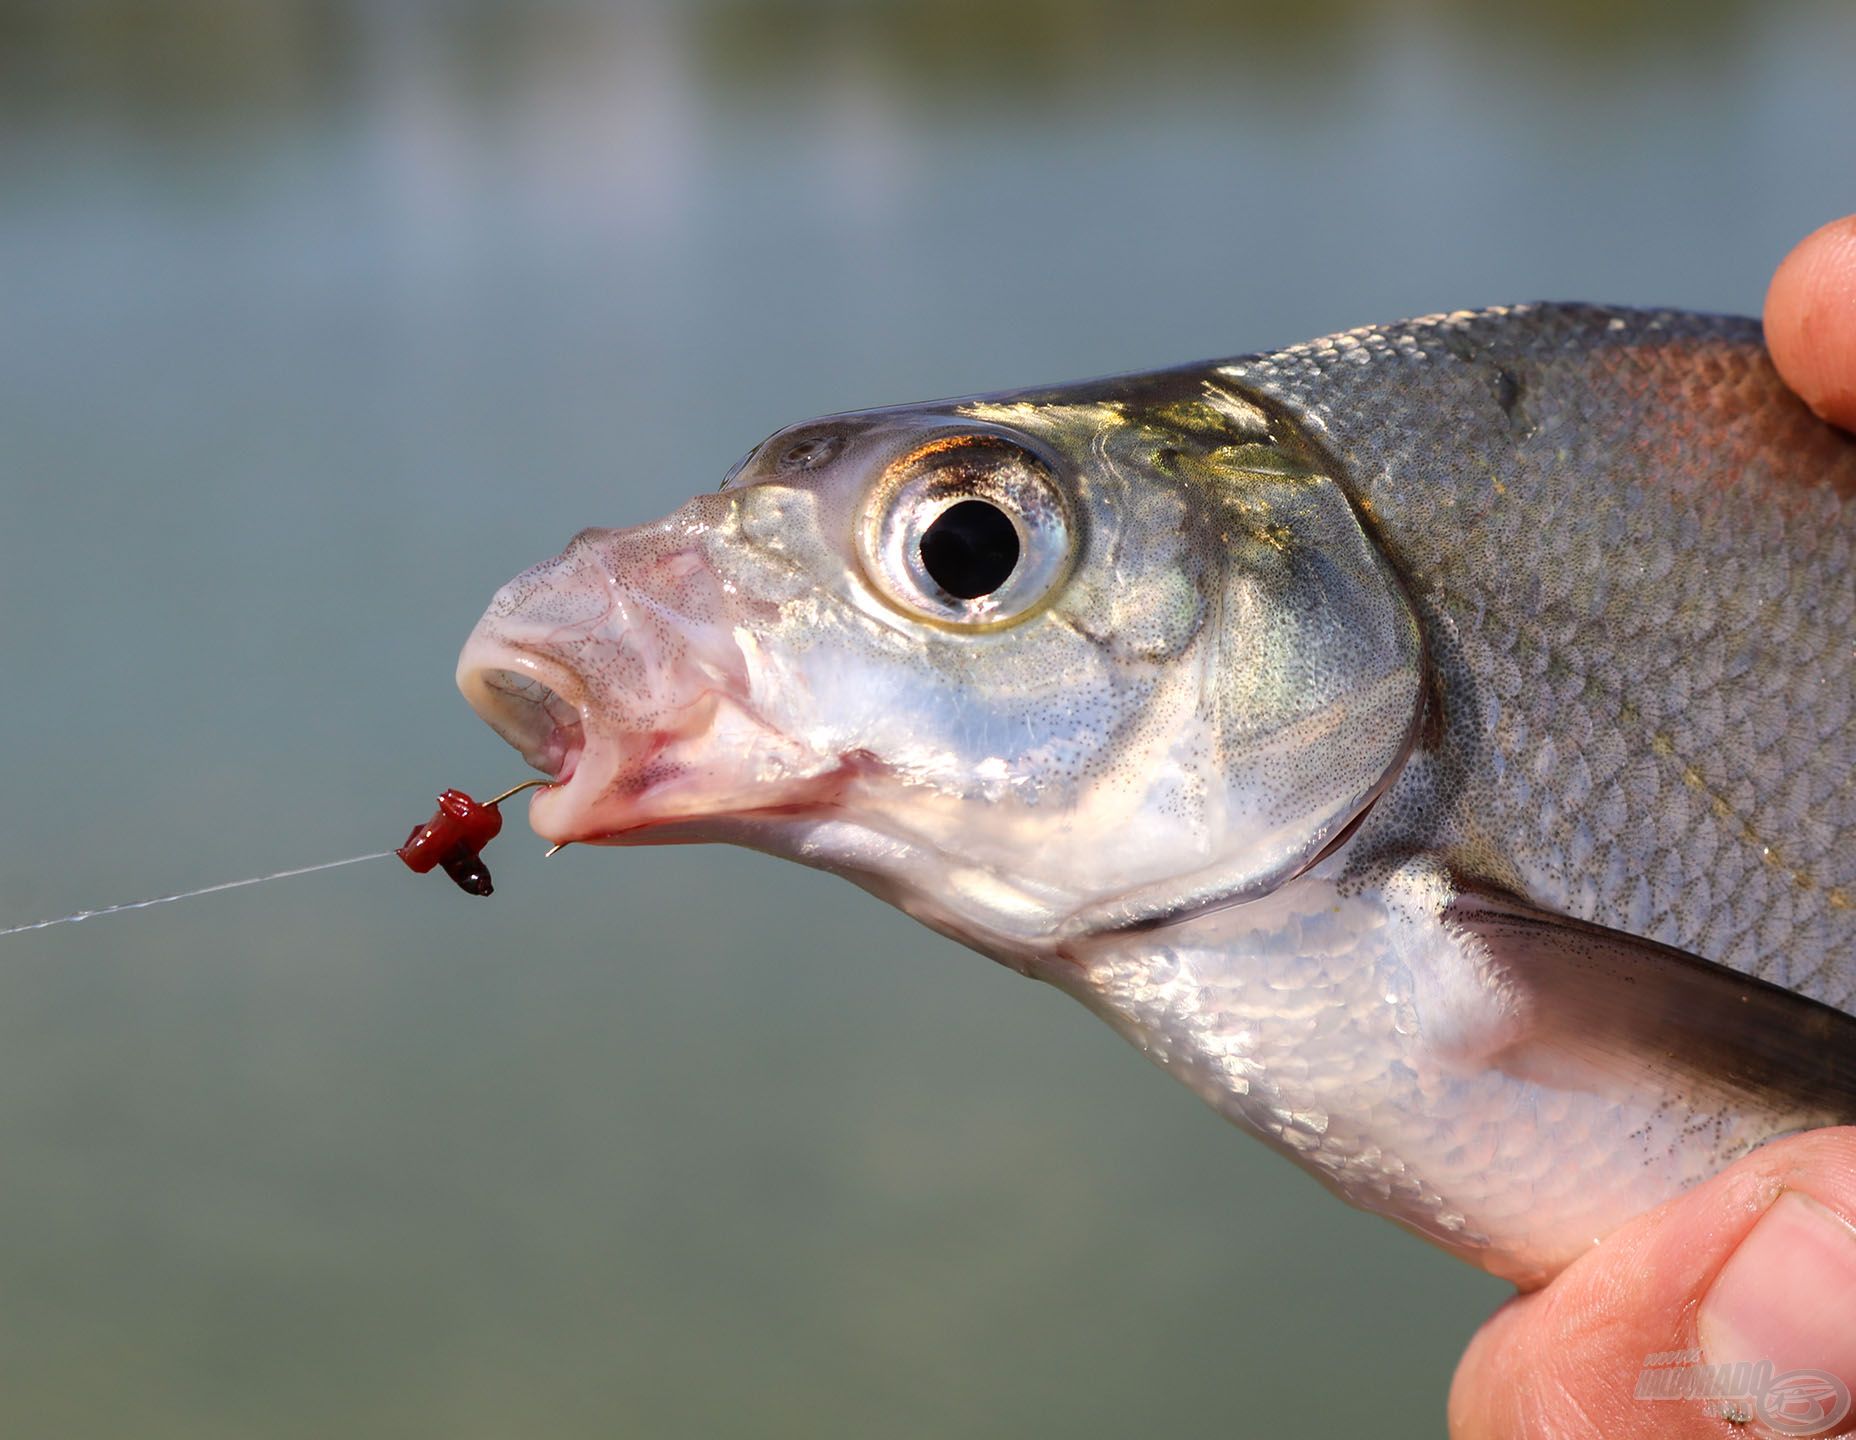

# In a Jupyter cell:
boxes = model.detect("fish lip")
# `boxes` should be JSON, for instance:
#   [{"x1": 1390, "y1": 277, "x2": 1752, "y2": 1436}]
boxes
[
  {"x1": 550, "y1": 747, "x2": 887, "y2": 847},
  {"x1": 564, "y1": 795, "x2": 852, "y2": 848},
  {"x1": 539, "y1": 709, "x2": 877, "y2": 848}
]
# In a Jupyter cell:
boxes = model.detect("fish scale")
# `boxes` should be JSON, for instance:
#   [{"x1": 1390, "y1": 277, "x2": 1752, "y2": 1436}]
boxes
[{"x1": 1222, "y1": 307, "x2": 1856, "y2": 1013}]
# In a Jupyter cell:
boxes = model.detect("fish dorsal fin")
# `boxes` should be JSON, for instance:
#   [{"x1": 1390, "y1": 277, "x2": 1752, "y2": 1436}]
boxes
[{"x1": 1447, "y1": 888, "x2": 1856, "y2": 1123}]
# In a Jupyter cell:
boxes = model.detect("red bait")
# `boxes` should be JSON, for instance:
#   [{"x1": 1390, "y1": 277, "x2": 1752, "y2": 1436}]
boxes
[{"x1": 397, "y1": 781, "x2": 551, "y2": 896}]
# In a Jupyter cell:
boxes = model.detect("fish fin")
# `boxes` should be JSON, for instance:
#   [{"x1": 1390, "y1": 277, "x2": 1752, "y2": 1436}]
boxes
[{"x1": 1447, "y1": 887, "x2": 1856, "y2": 1123}]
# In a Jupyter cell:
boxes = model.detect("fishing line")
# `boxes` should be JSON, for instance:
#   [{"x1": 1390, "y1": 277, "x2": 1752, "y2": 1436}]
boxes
[
  {"x1": 0, "y1": 778, "x2": 560, "y2": 941},
  {"x1": 0, "y1": 852, "x2": 396, "y2": 938}
]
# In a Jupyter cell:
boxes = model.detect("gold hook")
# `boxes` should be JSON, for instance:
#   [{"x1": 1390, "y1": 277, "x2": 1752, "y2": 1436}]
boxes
[
  {"x1": 483, "y1": 778, "x2": 555, "y2": 808},
  {"x1": 543, "y1": 843, "x2": 569, "y2": 859}
]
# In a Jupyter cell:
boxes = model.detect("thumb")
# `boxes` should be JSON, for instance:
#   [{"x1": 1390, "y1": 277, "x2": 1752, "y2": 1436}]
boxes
[
  {"x1": 1765, "y1": 214, "x2": 1856, "y2": 432},
  {"x1": 1449, "y1": 1128, "x2": 1856, "y2": 1438}
]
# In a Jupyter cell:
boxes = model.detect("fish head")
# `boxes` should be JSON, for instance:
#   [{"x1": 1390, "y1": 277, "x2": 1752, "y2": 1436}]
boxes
[{"x1": 457, "y1": 371, "x2": 1424, "y2": 963}]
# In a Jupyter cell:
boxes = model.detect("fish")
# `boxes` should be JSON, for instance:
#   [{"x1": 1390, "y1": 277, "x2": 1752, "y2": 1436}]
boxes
[{"x1": 457, "y1": 304, "x2": 1856, "y2": 1287}]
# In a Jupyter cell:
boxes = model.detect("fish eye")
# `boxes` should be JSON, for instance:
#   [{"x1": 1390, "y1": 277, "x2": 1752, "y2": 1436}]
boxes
[
  {"x1": 858, "y1": 435, "x2": 1074, "y2": 628},
  {"x1": 919, "y1": 499, "x2": 1019, "y2": 599}
]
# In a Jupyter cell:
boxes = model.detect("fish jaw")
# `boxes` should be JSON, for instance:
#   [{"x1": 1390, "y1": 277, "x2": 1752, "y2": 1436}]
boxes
[{"x1": 456, "y1": 521, "x2": 857, "y2": 847}]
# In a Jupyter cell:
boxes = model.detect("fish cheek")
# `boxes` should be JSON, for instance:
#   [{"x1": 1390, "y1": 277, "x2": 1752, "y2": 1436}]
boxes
[{"x1": 1075, "y1": 473, "x2": 1424, "y2": 933}]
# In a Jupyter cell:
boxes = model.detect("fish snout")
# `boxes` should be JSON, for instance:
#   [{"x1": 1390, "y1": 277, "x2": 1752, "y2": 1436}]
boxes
[{"x1": 457, "y1": 520, "x2": 839, "y2": 845}]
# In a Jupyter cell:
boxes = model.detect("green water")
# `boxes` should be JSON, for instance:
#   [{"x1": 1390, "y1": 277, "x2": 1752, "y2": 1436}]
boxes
[{"x1": 1, "y1": 3, "x2": 1851, "y2": 1434}]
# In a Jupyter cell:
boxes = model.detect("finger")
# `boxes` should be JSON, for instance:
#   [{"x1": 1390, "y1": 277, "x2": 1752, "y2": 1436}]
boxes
[
  {"x1": 1765, "y1": 215, "x2": 1856, "y2": 431},
  {"x1": 1448, "y1": 1127, "x2": 1856, "y2": 1438}
]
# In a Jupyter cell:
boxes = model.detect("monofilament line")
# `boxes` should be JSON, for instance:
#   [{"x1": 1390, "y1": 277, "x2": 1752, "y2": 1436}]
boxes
[{"x1": 0, "y1": 852, "x2": 394, "y2": 939}]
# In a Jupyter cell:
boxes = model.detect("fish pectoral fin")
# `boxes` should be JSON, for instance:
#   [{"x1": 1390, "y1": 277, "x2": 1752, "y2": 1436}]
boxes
[{"x1": 1446, "y1": 887, "x2": 1856, "y2": 1123}]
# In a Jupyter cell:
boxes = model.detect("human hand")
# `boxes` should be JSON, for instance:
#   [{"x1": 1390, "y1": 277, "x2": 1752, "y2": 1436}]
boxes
[
  {"x1": 1449, "y1": 1129, "x2": 1856, "y2": 1437},
  {"x1": 1766, "y1": 214, "x2": 1856, "y2": 431},
  {"x1": 1449, "y1": 221, "x2": 1856, "y2": 1438}
]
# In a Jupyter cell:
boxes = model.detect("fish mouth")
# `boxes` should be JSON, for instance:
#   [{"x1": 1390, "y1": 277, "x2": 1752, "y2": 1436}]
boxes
[
  {"x1": 456, "y1": 517, "x2": 872, "y2": 851},
  {"x1": 459, "y1": 659, "x2": 587, "y2": 785},
  {"x1": 457, "y1": 623, "x2": 855, "y2": 849}
]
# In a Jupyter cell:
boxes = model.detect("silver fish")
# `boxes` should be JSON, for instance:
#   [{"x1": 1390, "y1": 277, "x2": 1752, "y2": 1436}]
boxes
[{"x1": 458, "y1": 304, "x2": 1856, "y2": 1286}]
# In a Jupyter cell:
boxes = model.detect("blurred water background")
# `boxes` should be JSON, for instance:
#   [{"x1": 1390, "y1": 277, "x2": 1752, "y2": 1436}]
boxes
[{"x1": 1, "y1": 2, "x2": 1852, "y2": 1435}]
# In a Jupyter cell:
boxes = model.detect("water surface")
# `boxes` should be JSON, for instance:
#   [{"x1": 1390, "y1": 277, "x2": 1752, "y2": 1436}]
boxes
[{"x1": 2, "y1": 3, "x2": 1852, "y2": 1435}]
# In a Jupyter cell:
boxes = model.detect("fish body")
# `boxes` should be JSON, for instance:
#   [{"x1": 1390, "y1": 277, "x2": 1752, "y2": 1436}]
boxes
[{"x1": 460, "y1": 305, "x2": 1856, "y2": 1285}]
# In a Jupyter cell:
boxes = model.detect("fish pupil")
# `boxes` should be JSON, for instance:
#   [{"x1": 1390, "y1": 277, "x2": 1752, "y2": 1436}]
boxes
[{"x1": 919, "y1": 499, "x2": 1020, "y2": 599}]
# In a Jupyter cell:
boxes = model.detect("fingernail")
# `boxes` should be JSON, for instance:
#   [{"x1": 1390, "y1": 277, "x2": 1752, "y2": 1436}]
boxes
[{"x1": 1699, "y1": 1192, "x2": 1856, "y2": 1432}]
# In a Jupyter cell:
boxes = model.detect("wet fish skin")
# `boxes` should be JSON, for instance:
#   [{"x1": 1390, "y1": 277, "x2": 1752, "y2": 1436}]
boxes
[
  {"x1": 1222, "y1": 306, "x2": 1856, "y2": 1011},
  {"x1": 459, "y1": 305, "x2": 1856, "y2": 1286}
]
